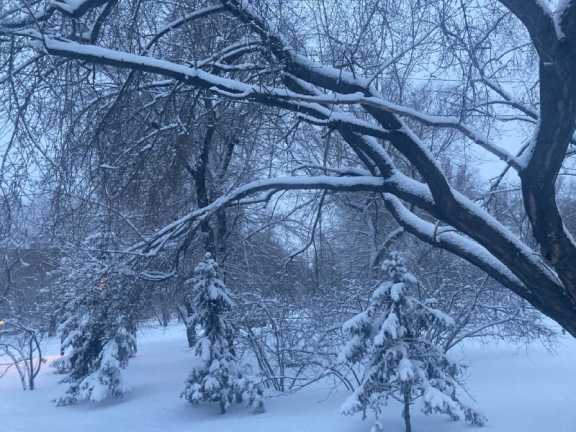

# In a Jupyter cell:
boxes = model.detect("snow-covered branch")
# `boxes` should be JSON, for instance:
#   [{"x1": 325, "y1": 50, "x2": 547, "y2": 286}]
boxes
[
  {"x1": 129, "y1": 175, "x2": 397, "y2": 256},
  {"x1": 382, "y1": 195, "x2": 528, "y2": 299},
  {"x1": 50, "y1": 0, "x2": 112, "y2": 18}
]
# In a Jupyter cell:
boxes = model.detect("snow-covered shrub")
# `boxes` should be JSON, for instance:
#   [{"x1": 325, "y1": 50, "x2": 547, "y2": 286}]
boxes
[
  {"x1": 340, "y1": 252, "x2": 485, "y2": 432},
  {"x1": 182, "y1": 254, "x2": 265, "y2": 414},
  {"x1": 0, "y1": 319, "x2": 44, "y2": 391}
]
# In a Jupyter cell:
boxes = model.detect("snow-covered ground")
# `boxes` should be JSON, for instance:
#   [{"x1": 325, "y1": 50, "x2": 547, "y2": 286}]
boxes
[{"x1": 1, "y1": 325, "x2": 575, "y2": 432}]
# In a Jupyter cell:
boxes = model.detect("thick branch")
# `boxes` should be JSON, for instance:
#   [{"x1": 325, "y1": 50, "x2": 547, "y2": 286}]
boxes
[
  {"x1": 130, "y1": 175, "x2": 397, "y2": 255},
  {"x1": 219, "y1": 0, "x2": 572, "y2": 313},
  {"x1": 496, "y1": 0, "x2": 559, "y2": 55},
  {"x1": 384, "y1": 194, "x2": 576, "y2": 337}
]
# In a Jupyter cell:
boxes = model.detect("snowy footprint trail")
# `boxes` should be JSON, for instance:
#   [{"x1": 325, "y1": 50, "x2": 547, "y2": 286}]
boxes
[{"x1": 1, "y1": 325, "x2": 575, "y2": 432}]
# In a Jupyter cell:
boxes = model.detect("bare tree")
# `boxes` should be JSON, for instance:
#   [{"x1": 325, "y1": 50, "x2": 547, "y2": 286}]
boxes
[
  {"x1": 2, "y1": 0, "x2": 576, "y2": 336},
  {"x1": 0, "y1": 319, "x2": 43, "y2": 390}
]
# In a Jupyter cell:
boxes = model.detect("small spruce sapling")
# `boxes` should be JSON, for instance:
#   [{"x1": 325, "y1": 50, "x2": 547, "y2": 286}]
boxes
[
  {"x1": 56, "y1": 273, "x2": 137, "y2": 405},
  {"x1": 181, "y1": 254, "x2": 265, "y2": 414},
  {"x1": 340, "y1": 252, "x2": 485, "y2": 432}
]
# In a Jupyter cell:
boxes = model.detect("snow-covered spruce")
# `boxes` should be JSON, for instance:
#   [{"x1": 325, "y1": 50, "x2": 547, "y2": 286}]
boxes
[
  {"x1": 55, "y1": 275, "x2": 137, "y2": 406},
  {"x1": 340, "y1": 252, "x2": 485, "y2": 432},
  {"x1": 181, "y1": 254, "x2": 265, "y2": 414}
]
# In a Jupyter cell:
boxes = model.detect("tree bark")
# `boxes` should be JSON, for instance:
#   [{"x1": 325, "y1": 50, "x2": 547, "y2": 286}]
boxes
[{"x1": 403, "y1": 386, "x2": 412, "y2": 432}]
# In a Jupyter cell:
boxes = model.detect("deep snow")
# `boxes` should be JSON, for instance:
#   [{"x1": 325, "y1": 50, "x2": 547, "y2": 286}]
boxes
[{"x1": 1, "y1": 325, "x2": 575, "y2": 432}]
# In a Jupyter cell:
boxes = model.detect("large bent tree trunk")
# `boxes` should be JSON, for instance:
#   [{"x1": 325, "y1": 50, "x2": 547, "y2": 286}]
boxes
[{"x1": 2, "y1": 1, "x2": 576, "y2": 334}]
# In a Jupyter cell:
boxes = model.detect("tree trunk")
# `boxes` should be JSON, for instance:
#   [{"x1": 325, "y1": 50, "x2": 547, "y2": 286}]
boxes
[
  {"x1": 183, "y1": 301, "x2": 196, "y2": 348},
  {"x1": 220, "y1": 399, "x2": 227, "y2": 414},
  {"x1": 186, "y1": 325, "x2": 196, "y2": 348},
  {"x1": 403, "y1": 386, "x2": 412, "y2": 432}
]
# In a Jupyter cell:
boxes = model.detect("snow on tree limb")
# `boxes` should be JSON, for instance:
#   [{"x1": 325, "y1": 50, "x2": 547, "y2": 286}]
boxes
[
  {"x1": 382, "y1": 195, "x2": 529, "y2": 299},
  {"x1": 128, "y1": 174, "x2": 431, "y2": 257},
  {"x1": 33, "y1": 8, "x2": 571, "y2": 331},
  {"x1": 3, "y1": 0, "x2": 576, "y2": 337},
  {"x1": 219, "y1": 0, "x2": 576, "y2": 330},
  {"x1": 49, "y1": 0, "x2": 113, "y2": 18}
]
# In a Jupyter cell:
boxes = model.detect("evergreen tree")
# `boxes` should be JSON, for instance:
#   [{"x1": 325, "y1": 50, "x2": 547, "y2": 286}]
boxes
[
  {"x1": 182, "y1": 254, "x2": 264, "y2": 414},
  {"x1": 340, "y1": 252, "x2": 484, "y2": 432},
  {"x1": 55, "y1": 273, "x2": 137, "y2": 405},
  {"x1": 53, "y1": 233, "x2": 138, "y2": 405}
]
